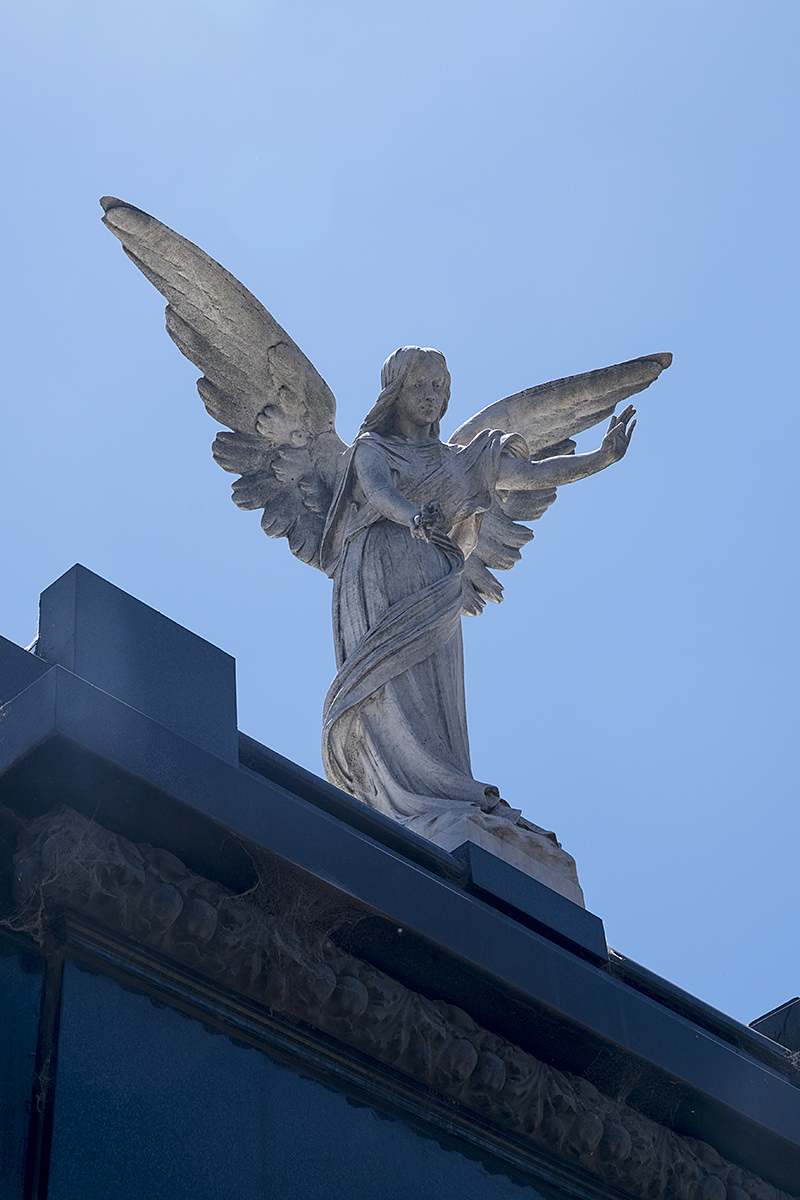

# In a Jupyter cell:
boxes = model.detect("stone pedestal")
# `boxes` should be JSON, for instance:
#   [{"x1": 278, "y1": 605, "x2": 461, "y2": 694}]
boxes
[{"x1": 423, "y1": 810, "x2": 585, "y2": 907}]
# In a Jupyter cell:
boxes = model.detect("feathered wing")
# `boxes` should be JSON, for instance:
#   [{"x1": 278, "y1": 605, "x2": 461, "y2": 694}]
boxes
[
  {"x1": 100, "y1": 197, "x2": 346, "y2": 570},
  {"x1": 448, "y1": 354, "x2": 672, "y2": 615}
]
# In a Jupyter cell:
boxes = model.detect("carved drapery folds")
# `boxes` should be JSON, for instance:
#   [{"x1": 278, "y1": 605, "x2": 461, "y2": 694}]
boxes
[{"x1": 11, "y1": 808, "x2": 796, "y2": 1200}]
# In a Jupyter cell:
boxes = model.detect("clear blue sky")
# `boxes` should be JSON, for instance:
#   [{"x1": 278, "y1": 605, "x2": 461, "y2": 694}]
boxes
[{"x1": 2, "y1": 0, "x2": 798, "y2": 1027}]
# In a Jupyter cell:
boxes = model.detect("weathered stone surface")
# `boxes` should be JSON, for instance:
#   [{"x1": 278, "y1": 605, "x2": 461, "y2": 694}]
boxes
[
  {"x1": 102, "y1": 198, "x2": 671, "y2": 873},
  {"x1": 11, "y1": 807, "x2": 795, "y2": 1200},
  {"x1": 430, "y1": 807, "x2": 585, "y2": 906}
]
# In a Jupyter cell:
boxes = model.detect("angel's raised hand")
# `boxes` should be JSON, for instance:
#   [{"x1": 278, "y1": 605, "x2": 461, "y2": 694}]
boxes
[{"x1": 601, "y1": 405, "x2": 637, "y2": 462}]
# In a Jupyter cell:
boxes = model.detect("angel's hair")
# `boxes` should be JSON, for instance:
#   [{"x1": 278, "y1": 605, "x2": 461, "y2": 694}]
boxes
[{"x1": 360, "y1": 347, "x2": 451, "y2": 439}]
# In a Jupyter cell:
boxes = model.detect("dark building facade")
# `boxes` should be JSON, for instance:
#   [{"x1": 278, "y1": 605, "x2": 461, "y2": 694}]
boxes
[{"x1": 2, "y1": 565, "x2": 798, "y2": 1200}]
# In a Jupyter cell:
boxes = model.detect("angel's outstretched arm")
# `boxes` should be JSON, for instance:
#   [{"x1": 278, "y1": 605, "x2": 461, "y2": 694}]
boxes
[
  {"x1": 449, "y1": 353, "x2": 668, "y2": 615},
  {"x1": 497, "y1": 406, "x2": 637, "y2": 491},
  {"x1": 354, "y1": 443, "x2": 420, "y2": 527},
  {"x1": 354, "y1": 443, "x2": 445, "y2": 541}
]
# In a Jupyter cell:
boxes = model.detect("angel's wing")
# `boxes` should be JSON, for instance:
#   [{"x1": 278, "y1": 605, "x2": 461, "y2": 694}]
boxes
[
  {"x1": 100, "y1": 197, "x2": 346, "y2": 570},
  {"x1": 448, "y1": 354, "x2": 672, "y2": 615}
]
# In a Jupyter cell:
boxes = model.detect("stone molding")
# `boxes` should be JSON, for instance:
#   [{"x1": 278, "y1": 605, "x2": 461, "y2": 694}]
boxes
[{"x1": 10, "y1": 808, "x2": 797, "y2": 1200}]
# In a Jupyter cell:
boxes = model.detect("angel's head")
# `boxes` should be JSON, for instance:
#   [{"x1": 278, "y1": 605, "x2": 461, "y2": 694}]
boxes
[{"x1": 360, "y1": 347, "x2": 451, "y2": 440}]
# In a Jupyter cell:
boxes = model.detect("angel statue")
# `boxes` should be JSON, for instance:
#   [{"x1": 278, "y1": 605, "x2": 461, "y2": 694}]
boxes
[{"x1": 101, "y1": 197, "x2": 670, "y2": 891}]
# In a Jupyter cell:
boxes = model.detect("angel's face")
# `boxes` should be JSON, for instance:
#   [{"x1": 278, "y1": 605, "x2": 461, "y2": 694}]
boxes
[{"x1": 394, "y1": 357, "x2": 447, "y2": 432}]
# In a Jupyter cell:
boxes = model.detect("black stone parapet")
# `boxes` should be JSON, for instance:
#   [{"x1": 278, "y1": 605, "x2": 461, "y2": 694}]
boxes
[
  {"x1": 1, "y1": 566, "x2": 799, "y2": 1200},
  {"x1": 751, "y1": 998, "x2": 800, "y2": 1053},
  {"x1": 38, "y1": 564, "x2": 238, "y2": 764}
]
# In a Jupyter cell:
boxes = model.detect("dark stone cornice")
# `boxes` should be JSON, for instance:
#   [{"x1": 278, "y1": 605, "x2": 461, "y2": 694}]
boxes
[{"x1": 10, "y1": 807, "x2": 798, "y2": 1200}]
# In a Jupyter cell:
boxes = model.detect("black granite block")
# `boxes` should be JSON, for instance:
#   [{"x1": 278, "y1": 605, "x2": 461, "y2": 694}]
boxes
[
  {"x1": 4, "y1": 569, "x2": 800, "y2": 1195},
  {"x1": 37, "y1": 565, "x2": 237, "y2": 763},
  {"x1": 454, "y1": 841, "x2": 608, "y2": 964},
  {"x1": 0, "y1": 940, "x2": 43, "y2": 1200},
  {"x1": 751, "y1": 997, "x2": 800, "y2": 1052},
  {"x1": 3, "y1": 663, "x2": 800, "y2": 1191},
  {"x1": 0, "y1": 634, "x2": 52, "y2": 707},
  {"x1": 48, "y1": 961, "x2": 556, "y2": 1200}
]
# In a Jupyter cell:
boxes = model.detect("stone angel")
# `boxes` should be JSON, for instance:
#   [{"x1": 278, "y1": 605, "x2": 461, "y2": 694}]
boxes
[{"x1": 101, "y1": 197, "x2": 670, "y2": 882}]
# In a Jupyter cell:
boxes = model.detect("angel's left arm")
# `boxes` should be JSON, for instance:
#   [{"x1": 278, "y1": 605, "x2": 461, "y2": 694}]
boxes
[{"x1": 496, "y1": 405, "x2": 637, "y2": 491}]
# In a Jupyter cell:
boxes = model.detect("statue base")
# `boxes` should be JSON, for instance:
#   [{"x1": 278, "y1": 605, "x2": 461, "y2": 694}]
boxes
[{"x1": 417, "y1": 809, "x2": 585, "y2": 908}]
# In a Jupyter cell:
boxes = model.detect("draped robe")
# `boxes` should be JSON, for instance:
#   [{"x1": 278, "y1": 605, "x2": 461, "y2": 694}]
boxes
[{"x1": 320, "y1": 429, "x2": 528, "y2": 838}]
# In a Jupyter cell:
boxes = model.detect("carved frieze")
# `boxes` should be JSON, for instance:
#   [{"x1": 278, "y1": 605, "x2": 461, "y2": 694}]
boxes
[{"x1": 11, "y1": 808, "x2": 796, "y2": 1200}]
